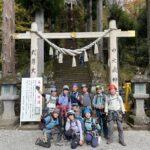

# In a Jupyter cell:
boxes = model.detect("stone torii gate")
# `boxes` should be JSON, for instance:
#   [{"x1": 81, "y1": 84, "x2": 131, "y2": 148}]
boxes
[{"x1": 14, "y1": 20, "x2": 135, "y2": 89}]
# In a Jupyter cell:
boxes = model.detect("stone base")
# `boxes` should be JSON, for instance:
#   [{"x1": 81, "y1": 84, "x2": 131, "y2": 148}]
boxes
[
  {"x1": 0, "y1": 116, "x2": 19, "y2": 127},
  {"x1": 18, "y1": 122, "x2": 39, "y2": 130},
  {"x1": 128, "y1": 115, "x2": 150, "y2": 129},
  {"x1": 127, "y1": 122, "x2": 150, "y2": 130}
]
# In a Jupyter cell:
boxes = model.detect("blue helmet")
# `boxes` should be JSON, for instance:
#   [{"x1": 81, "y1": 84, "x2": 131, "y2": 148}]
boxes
[{"x1": 84, "y1": 108, "x2": 92, "y2": 114}]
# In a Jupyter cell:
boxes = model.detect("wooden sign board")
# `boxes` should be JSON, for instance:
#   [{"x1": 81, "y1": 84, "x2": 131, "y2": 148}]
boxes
[{"x1": 20, "y1": 78, "x2": 43, "y2": 123}]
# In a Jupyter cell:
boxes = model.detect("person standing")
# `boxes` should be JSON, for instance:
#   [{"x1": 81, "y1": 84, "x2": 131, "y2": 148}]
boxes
[
  {"x1": 80, "y1": 84, "x2": 92, "y2": 117},
  {"x1": 70, "y1": 83, "x2": 81, "y2": 106},
  {"x1": 57, "y1": 85, "x2": 71, "y2": 129},
  {"x1": 92, "y1": 85, "x2": 108, "y2": 139},
  {"x1": 105, "y1": 84, "x2": 126, "y2": 146},
  {"x1": 36, "y1": 86, "x2": 58, "y2": 114}
]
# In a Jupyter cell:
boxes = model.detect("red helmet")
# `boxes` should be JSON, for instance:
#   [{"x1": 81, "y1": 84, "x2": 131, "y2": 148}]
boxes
[{"x1": 107, "y1": 84, "x2": 117, "y2": 90}]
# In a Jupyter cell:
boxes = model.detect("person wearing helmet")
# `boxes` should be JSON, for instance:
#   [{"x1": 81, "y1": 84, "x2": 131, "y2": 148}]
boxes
[
  {"x1": 72, "y1": 103, "x2": 84, "y2": 127},
  {"x1": 65, "y1": 110, "x2": 84, "y2": 149},
  {"x1": 57, "y1": 85, "x2": 71, "y2": 129},
  {"x1": 105, "y1": 84, "x2": 126, "y2": 146},
  {"x1": 70, "y1": 83, "x2": 81, "y2": 106},
  {"x1": 36, "y1": 85, "x2": 58, "y2": 114},
  {"x1": 92, "y1": 85, "x2": 108, "y2": 139},
  {"x1": 80, "y1": 84, "x2": 92, "y2": 117},
  {"x1": 35, "y1": 108, "x2": 62, "y2": 148},
  {"x1": 83, "y1": 108, "x2": 101, "y2": 148}
]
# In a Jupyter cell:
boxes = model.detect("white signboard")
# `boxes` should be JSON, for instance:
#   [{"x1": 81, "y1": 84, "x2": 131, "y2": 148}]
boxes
[{"x1": 20, "y1": 78, "x2": 43, "y2": 122}]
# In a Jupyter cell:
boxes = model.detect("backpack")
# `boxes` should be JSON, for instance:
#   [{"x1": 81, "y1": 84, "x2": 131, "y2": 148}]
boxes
[
  {"x1": 76, "y1": 115, "x2": 84, "y2": 129},
  {"x1": 84, "y1": 118, "x2": 95, "y2": 132},
  {"x1": 95, "y1": 94, "x2": 105, "y2": 106}
]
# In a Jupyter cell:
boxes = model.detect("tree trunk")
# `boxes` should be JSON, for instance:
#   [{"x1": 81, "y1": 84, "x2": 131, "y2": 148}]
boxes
[
  {"x1": 144, "y1": 0, "x2": 150, "y2": 77},
  {"x1": 97, "y1": 0, "x2": 104, "y2": 62},
  {"x1": 147, "y1": 0, "x2": 150, "y2": 67},
  {"x1": 35, "y1": 9, "x2": 44, "y2": 77},
  {"x1": 2, "y1": 0, "x2": 15, "y2": 78},
  {"x1": 87, "y1": 0, "x2": 92, "y2": 32}
]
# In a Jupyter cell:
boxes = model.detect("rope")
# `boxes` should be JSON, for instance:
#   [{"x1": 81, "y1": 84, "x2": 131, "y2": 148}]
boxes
[{"x1": 32, "y1": 29, "x2": 113, "y2": 57}]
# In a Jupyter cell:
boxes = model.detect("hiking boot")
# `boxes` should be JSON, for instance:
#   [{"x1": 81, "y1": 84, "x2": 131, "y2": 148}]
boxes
[
  {"x1": 55, "y1": 135, "x2": 63, "y2": 146},
  {"x1": 107, "y1": 140, "x2": 113, "y2": 144},
  {"x1": 119, "y1": 141, "x2": 126, "y2": 146},
  {"x1": 35, "y1": 138, "x2": 41, "y2": 145},
  {"x1": 86, "y1": 142, "x2": 91, "y2": 145},
  {"x1": 35, "y1": 138, "x2": 51, "y2": 148}
]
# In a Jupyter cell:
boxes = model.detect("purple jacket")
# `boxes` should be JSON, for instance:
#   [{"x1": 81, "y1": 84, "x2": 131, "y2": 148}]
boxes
[
  {"x1": 58, "y1": 94, "x2": 71, "y2": 108},
  {"x1": 65, "y1": 119, "x2": 83, "y2": 141}
]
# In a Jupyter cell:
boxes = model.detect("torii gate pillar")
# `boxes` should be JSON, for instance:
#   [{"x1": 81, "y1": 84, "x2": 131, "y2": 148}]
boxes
[{"x1": 109, "y1": 20, "x2": 119, "y2": 90}]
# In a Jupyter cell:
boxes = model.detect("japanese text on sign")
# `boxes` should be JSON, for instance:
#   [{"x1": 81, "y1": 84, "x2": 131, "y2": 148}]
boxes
[{"x1": 20, "y1": 78, "x2": 43, "y2": 122}]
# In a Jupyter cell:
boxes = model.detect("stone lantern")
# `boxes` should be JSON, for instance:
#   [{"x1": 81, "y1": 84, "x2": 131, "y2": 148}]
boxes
[
  {"x1": 0, "y1": 77, "x2": 19, "y2": 126},
  {"x1": 130, "y1": 73, "x2": 150, "y2": 125}
]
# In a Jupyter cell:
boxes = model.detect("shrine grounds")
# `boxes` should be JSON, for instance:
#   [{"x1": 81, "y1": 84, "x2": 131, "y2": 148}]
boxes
[{"x1": 0, "y1": 130, "x2": 149, "y2": 150}]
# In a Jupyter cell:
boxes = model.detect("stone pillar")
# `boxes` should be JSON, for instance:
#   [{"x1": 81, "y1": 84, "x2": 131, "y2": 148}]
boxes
[
  {"x1": 109, "y1": 20, "x2": 119, "y2": 89},
  {"x1": 0, "y1": 81, "x2": 19, "y2": 126},
  {"x1": 129, "y1": 74, "x2": 150, "y2": 126},
  {"x1": 131, "y1": 94, "x2": 150, "y2": 125},
  {"x1": 135, "y1": 99, "x2": 146, "y2": 118}
]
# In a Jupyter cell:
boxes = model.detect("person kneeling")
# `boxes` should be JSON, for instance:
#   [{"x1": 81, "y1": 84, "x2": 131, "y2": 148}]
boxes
[
  {"x1": 84, "y1": 108, "x2": 101, "y2": 148},
  {"x1": 65, "y1": 110, "x2": 84, "y2": 149},
  {"x1": 35, "y1": 108, "x2": 62, "y2": 148}
]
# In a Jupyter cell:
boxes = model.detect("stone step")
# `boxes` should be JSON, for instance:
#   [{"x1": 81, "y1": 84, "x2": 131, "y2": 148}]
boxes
[
  {"x1": 18, "y1": 123, "x2": 40, "y2": 130},
  {"x1": 54, "y1": 73, "x2": 90, "y2": 76},
  {"x1": 55, "y1": 75, "x2": 90, "y2": 82},
  {"x1": 55, "y1": 81, "x2": 91, "y2": 86},
  {"x1": 55, "y1": 73, "x2": 89, "y2": 77},
  {"x1": 54, "y1": 55, "x2": 91, "y2": 92},
  {"x1": 55, "y1": 80, "x2": 91, "y2": 84},
  {"x1": 54, "y1": 68, "x2": 89, "y2": 73},
  {"x1": 55, "y1": 68, "x2": 89, "y2": 71}
]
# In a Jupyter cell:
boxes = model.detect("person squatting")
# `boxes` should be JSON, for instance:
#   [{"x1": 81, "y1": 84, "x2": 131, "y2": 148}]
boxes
[{"x1": 35, "y1": 83, "x2": 126, "y2": 149}]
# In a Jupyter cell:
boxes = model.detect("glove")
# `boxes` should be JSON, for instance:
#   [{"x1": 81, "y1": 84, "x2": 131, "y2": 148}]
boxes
[
  {"x1": 122, "y1": 113, "x2": 126, "y2": 120},
  {"x1": 91, "y1": 124, "x2": 96, "y2": 131},
  {"x1": 36, "y1": 86, "x2": 40, "y2": 91}
]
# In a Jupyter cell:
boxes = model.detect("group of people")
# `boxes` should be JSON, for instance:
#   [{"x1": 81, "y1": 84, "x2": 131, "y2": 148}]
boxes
[{"x1": 35, "y1": 83, "x2": 126, "y2": 149}]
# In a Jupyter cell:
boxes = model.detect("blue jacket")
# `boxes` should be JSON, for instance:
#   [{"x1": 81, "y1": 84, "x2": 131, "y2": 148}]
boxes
[{"x1": 44, "y1": 115, "x2": 59, "y2": 129}]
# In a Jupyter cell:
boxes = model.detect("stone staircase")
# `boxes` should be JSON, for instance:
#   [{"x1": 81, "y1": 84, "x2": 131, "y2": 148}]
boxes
[{"x1": 54, "y1": 56, "x2": 92, "y2": 92}]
